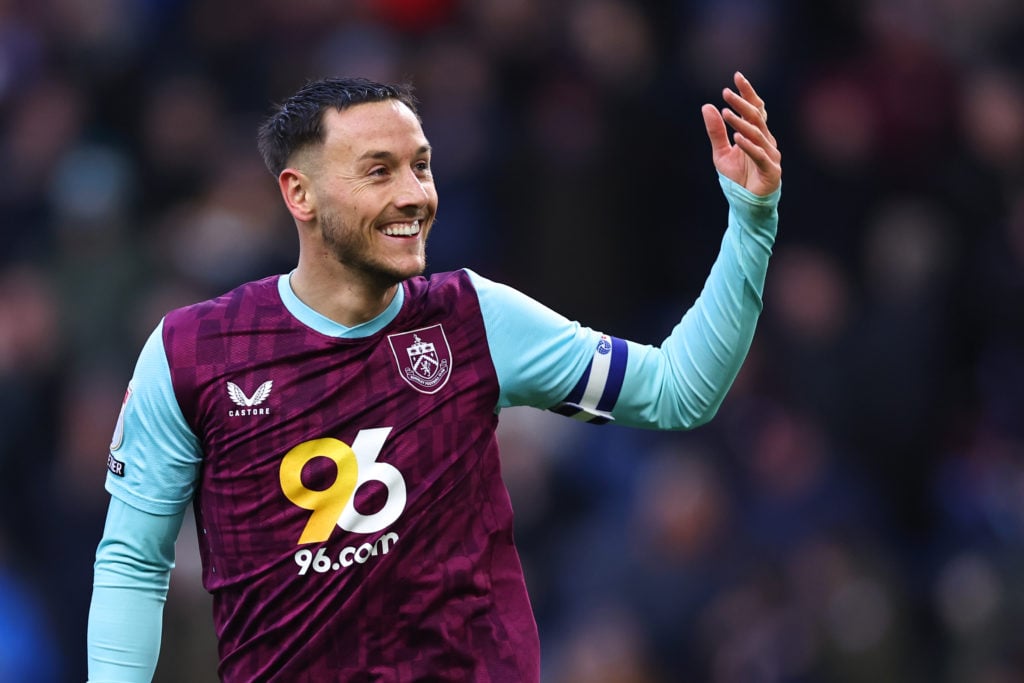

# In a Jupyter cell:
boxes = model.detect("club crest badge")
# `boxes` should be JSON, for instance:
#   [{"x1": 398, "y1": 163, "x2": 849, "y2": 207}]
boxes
[{"x1": 387, "y1": 324, "x2": 452, "y2": 394}]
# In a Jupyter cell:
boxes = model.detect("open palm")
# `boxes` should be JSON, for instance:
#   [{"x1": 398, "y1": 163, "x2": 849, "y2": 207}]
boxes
[{"x1": 702, "y1": 72, "x2": 781, "y2": 197}]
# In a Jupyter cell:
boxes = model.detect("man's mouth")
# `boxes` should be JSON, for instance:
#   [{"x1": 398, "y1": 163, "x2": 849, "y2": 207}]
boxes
[{"x1": 381, "y1": 219, "x2": 421, "y2": 237}]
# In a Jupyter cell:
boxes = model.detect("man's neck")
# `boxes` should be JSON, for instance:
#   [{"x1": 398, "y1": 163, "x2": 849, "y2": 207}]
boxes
[{"x1": 288, "y1": 265, "x2": 399, "y2": 328}]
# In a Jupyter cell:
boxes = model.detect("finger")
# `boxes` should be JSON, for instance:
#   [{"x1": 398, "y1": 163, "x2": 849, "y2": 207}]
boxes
[
  {"x1": 723, "y1": 92, "x2": 772, "y2": 148},
  {"x1": 733, "y1": 71, "x2": 766, "y2": 118},
  {"x1": 722, "y1": 107, "x2": 779, "y2": 157},
  {"x1": 722, "y1": 87, "x2": 767, "y2": 130},
  {"x1": 733, "y1": 131, "x2": 782, "y2": 180},
  {"x1": 701, "y1": 103, "x2": 731, "y2": 157},
  {"x1": 732, "y1": 132, "x2": 773, "y2": 167}
]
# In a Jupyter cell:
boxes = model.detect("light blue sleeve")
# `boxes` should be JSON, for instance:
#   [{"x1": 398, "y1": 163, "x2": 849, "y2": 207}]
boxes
[
  {"x1": 475, "y1": 174, "x2": 779, "y2": 429},
  {"x1": 88, "y1": 320, "x2": 202, "y2": 681},
  {"x1": 88, "y1": 499, "x2": 185, "y2": 683},
  {"x1": 105, "y1": 319, "x2": 203, "y2": 514},
  {"x1": 468, "y1": 271, "x2": 604, "y2": 411}
]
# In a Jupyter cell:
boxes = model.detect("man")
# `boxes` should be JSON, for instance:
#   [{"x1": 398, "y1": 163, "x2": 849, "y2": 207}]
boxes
[{"x1": 88, "y1": 72, "x2": 781, "y2": 682}]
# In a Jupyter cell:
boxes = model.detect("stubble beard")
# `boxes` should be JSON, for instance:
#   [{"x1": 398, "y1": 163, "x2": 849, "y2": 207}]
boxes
[{"x1": 319, "y1": 210, "x2": 427, "y2": 290}]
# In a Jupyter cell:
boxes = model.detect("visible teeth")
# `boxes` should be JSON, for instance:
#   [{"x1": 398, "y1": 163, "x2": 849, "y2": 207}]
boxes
[{"x1": 383, "y1": 220, "x2": 421, "y2": 237}]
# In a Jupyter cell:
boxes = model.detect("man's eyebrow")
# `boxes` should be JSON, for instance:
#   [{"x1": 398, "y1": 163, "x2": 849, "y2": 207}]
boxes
[{"x1": 357, "y1": 145, "x2": 432, "y2": 162}]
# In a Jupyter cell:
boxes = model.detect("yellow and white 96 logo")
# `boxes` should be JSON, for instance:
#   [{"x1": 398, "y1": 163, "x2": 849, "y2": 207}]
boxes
[{"x1": 279, "y1": 427, "x2": 407, "y2": 545}]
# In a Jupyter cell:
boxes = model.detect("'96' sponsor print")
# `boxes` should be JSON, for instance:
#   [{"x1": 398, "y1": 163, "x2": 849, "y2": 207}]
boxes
[{"x1": 279, "y1": 427, "x2": 407, "y2": 545}]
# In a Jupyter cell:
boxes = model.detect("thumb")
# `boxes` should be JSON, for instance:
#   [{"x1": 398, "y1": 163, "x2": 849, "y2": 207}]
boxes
[{"x1": 701, "y1": 104, "x2": 730, "y2": 159}]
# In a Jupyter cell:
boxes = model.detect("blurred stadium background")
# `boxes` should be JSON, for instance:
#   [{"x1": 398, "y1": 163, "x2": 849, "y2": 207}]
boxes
[{"x1": 1, "y1": 0, "x2": 1022, "y2": 681}]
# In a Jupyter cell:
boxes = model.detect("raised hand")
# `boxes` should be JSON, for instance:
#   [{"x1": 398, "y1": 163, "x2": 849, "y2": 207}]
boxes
[{"x1": 701, "y1": 72, "x2": 781, "y2": 197}]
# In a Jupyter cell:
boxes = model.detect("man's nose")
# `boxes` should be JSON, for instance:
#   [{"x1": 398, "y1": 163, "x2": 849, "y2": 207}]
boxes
[{"x1": 394, "y1": 167, "x2": 431, "y2": 207}]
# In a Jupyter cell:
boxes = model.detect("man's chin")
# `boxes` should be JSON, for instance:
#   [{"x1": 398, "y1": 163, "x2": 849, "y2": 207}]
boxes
[
  {"x1": 364, "y1": 260, "x2": 427, "y2": 288},
  {"x1": 395, "y1": 255, "x2": 428, "y2": 280}
]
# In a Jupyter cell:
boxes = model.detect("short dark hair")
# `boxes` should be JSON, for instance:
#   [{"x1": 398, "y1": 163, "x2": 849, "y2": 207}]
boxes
[{"x1": 256, "y1": 77, "x2": 419, "y2": 176}]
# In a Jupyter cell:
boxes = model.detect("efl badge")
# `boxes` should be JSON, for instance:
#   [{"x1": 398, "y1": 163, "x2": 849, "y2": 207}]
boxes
[
  {"x1": 110, "y1": 382, "x2": 133, "y2": 452},
  {"x1": 387, "y1": 324, "x2": 452, "y2": 394}
]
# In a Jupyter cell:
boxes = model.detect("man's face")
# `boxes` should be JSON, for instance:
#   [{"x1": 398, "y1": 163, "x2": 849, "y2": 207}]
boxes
[{"x1": 306, "y1": 99, "x2": 438, "y2": 287}]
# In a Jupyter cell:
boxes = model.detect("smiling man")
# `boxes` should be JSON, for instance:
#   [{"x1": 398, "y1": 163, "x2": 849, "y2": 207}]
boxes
[{"x1": 88, "y1": 74, "x2": 781, "y2": 682}]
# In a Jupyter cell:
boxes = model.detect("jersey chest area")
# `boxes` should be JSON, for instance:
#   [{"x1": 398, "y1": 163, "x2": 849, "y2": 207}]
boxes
[
  {"x1": 189, "y1": 319, "x2": 498, "y2": 466},
  {"x1": 177, "y1": 315, "x2": 502, "y2": 564}
]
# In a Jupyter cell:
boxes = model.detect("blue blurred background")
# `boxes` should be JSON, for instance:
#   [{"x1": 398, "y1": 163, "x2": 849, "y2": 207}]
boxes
[{"x1": 1, "y1": 0, "x2": 1023, "y2": 681}]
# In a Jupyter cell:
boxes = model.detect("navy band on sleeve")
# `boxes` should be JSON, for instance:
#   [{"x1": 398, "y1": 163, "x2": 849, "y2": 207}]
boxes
[{"x1": 550, "y1": 334, "x2": 628, "y2": 424}]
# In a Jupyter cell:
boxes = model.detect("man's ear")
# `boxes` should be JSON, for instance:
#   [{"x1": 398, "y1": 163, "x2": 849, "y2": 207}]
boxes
[{"x1": 279, "y1": 168, "x2": 316, "y2": 223}]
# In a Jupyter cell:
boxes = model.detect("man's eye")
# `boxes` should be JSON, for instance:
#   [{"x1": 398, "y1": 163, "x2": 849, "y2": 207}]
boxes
[
  {"x1": 369, "y1": 167, "x2": 388, "y2": 177},
  {"x1": 415, "y1": 161, "x2": 431, "y2": 173}
]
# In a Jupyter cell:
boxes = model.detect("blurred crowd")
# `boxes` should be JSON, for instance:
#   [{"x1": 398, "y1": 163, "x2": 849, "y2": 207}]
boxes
[{"x1": 1, "y1": 0, "x2": 1022, "y2": 681}]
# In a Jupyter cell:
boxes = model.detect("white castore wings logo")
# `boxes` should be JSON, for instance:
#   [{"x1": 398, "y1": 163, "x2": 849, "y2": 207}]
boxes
[{"x1": 227, "y1": 380, "x2": 273, "y2": 407}]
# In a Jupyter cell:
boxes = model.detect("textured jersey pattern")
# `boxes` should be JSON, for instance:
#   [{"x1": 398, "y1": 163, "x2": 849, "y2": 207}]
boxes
[{"x1": 162, "y1": 271, "x2": 539, "y2": 682}]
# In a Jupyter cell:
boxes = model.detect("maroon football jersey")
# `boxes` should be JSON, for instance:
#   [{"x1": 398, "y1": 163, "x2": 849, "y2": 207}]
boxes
[{"x1": 162, "y1": 271, "x2": 539, "y2": 682}]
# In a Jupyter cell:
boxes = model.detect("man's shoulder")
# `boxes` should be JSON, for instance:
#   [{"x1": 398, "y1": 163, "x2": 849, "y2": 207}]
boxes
[
  {"x1": 406, "y1": 268, "x2": 479, "y2": 300},
  {"x1": 165, "y1": 275, "x2": 282, "y2": 326},
  {"x1": 422, "y1": 268, "x2": 474, "y2": 287}
]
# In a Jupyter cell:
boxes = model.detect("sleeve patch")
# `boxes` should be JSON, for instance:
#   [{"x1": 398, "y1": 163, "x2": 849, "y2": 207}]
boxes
[
  {"x1": 550, "y1": 334, "x2": 627, "y2": 424},
  {"x1": 107, "y1": 452, "x2": 126, "y2": 477}
]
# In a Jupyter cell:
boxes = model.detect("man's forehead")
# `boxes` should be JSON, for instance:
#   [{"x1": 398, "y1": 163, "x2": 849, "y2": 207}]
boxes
[{"x1": 322, "y1": 100, "x2": 426, "y2": 149}]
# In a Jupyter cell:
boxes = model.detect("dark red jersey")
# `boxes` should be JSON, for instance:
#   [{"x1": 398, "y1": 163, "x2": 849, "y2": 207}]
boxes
[{"x1": 163, "y1": 271, "x2": 538, "y2": 682}]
